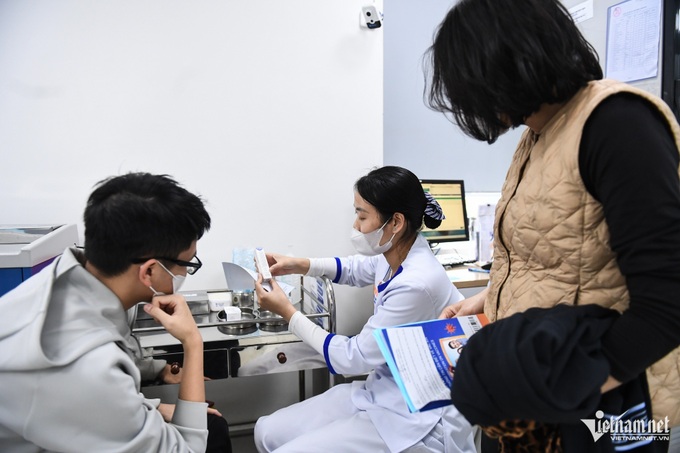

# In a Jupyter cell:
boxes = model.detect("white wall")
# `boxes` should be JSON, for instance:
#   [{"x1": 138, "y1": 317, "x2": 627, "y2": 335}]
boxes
[
  {"x1": 383, "y1": 0, "x2": 519, "y2": 192},
  {"x1": 0, "y1": 0, "x2": 381, "y2": 333},
  {"x1": 383, "y1": 0, "x2": 667, "y2": 191}
]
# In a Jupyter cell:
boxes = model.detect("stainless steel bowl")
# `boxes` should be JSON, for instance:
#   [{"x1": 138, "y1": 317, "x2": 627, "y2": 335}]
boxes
[
  {"x1": 257, "y1": 310, "x2": 289, "y2": 332},
  {"x1": 232, "y1": 290, "x2": 254, "y2": 309},
  {"x1": 217, "y1": 307, "x2": 257, "y2": 335}
]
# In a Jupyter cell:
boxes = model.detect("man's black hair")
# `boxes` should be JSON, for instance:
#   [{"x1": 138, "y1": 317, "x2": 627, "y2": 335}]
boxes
[{"x1": 84, "y1": 172, "x2": 211, "y2": 276}]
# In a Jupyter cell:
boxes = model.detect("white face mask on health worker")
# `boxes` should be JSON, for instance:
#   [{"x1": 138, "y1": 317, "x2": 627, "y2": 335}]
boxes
[
  {"x1": 150, "y1": 261, "x2": 186, "y2": 295},
  {"x1": 350, "y1": 219, "x2": 396, "y2": 256}
]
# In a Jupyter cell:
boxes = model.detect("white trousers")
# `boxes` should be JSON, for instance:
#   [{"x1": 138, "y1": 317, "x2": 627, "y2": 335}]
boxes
[{"x1": 254, "y1": 384, "x2": 471, "y2": 453}]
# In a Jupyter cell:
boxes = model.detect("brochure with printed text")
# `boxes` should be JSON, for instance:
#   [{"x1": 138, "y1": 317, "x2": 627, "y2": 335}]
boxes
[{"x1": 373, "y1": 314, "x2": 489, "y2": 413}]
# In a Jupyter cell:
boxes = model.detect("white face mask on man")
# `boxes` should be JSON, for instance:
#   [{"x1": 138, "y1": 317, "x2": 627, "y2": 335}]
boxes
[
  {"x1": 350, "y1": 218, "x2": 396, "y2": 256},
  {"x1": 149, "y1": 261, "x2": 186, "y2": 295}
]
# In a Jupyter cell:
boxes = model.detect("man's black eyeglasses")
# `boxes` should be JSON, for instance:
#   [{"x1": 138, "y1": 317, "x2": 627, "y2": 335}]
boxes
[{"x1": 132, "y1": 255, "x2": 202, "y2": 275}]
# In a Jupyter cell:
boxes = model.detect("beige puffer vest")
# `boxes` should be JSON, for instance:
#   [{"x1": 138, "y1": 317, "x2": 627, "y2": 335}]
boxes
[{"x1": 485, "y1": 79, "x2": 680, "y2": 425}]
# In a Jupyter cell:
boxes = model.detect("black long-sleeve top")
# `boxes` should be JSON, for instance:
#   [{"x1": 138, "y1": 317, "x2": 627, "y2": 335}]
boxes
[{"x1": 579, "y1": 93, "x2": 680, "y2": 383}]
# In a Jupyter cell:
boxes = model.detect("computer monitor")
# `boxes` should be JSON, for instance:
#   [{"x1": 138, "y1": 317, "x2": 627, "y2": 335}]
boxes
[{"x1": 419, "y1": 179, "x2": 469, "y2": 243}]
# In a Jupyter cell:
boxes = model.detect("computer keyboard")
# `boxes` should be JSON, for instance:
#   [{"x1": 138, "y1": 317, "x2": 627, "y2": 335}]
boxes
[{"x1": 435, "y1": 253, "x2": 477, "y2": 267}]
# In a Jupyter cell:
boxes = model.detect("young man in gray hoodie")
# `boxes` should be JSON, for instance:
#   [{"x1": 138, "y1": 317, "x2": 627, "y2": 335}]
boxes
[{"x1": 0, "y1": 172, "x2": 212, "y2": 452}]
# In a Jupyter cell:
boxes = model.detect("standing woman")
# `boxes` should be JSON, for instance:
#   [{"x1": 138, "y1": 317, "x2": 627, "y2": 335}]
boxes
[
  {"x1": 428, "y1": 0, "x2": 680, "y2": 450},
  {"x1": 253, "y1": 166, "x2": 475, "y2": 452}
]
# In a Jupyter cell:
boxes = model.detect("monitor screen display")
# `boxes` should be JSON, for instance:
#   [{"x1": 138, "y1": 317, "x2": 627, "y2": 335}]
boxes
[{"x1": 420, "y1": 179, "x2": 469, "y2": 243}]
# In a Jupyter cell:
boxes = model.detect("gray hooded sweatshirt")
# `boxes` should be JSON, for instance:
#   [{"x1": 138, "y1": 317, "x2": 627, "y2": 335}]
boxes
[{"x1": 0, "y1": 248, "x2": 208, "y2": 452}]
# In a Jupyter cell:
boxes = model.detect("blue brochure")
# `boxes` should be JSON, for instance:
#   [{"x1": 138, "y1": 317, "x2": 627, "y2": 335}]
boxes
[{"x1": 373, "y1": 314, "x2": 488, "y2": 413}]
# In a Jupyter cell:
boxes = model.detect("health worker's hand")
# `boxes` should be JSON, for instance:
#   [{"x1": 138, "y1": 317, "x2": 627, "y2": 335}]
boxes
[
  {"x1": 266, "y1": 253, "x2": 310, "y2": 277},
  {"x1": 255, "y1": 275, "x2": 297, "y2": 322}
]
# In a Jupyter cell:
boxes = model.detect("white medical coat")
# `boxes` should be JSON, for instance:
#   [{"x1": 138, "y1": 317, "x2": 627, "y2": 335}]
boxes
[{"x1": 312, "y1": 235, "x2": 467, "y2": 452}]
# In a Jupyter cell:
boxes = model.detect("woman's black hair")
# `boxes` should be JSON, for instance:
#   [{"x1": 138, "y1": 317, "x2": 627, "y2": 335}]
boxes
[
  {"x1": 425, "y1": 0, "x2": 602, "y2": 143},
  {"x1": 355, "y1": 166, "x2": 440, "y2": 244},
  {"x1": 84, "y1": 172, "x2": 211, "y2": 276}
]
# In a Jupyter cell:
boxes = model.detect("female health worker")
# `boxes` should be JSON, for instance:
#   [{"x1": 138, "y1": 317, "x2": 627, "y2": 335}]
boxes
[{"x1": 253, "y1": 166, "x2": 476, "y2": 453}]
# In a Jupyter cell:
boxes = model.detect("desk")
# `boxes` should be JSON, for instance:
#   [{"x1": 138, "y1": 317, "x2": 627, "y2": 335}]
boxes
[{"x1": 446, "y1": 266, "x2": 490, "y2": 289}]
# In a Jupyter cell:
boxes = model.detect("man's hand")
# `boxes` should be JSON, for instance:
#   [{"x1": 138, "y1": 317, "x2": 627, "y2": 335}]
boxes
[{"x1": 143, "y1": 294, "x2": 201, "y2": 346}]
